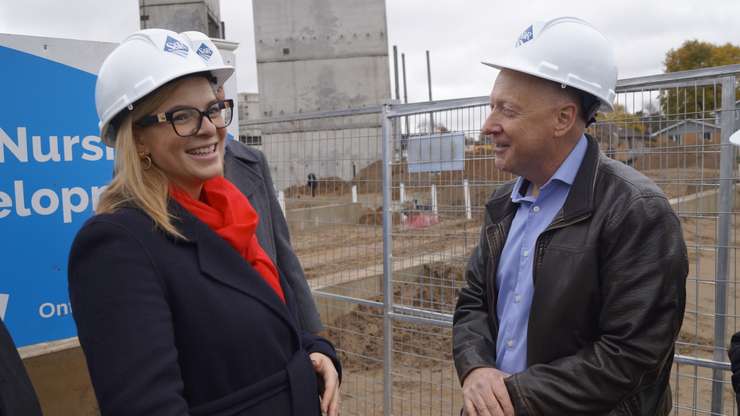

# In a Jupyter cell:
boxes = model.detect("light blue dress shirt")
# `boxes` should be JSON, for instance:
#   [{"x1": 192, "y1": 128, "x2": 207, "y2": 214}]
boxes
[{"x1": 495, "y1": 135, "x2": 588, "y2": 374}]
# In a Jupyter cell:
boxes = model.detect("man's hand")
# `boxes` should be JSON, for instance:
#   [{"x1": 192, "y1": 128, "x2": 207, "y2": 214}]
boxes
[
  {"x1": 309, "y1": 352, "x2": 340, "y2": 416},
  {"x1": 461, "y1": 367, "x2": 514, "y2": 416}
]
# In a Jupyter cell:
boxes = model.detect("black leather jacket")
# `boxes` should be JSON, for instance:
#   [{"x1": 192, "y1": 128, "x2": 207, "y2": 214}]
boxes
[{"x1": 453, "y1": 135, "x2": 688, "y2": 415}]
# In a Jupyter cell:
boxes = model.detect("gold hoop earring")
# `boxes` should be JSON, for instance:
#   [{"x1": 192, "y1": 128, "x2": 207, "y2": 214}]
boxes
[{"x1": 141, "y1": 154, "x2": 152, "y2": 170}]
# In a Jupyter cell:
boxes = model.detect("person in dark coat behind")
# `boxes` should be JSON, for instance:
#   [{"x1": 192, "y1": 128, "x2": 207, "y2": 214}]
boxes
[
  {"x1": 68, "y1": 29, "x2": 340, "y2": 416},
  {"x1": 223, "y1": 136, "x2": 322, "y2": 336},
  {"x1": 190, "y1": 25, "x2": 323, "y2": 336},
  {"x1": 0, "y1": 319, "x2": 42, "y2": 416}
]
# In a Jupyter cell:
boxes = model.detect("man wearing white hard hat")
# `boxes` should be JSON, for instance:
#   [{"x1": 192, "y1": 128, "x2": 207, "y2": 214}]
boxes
[{"x1": 453, "y1": 17, "x2": 687, "y2": 415}]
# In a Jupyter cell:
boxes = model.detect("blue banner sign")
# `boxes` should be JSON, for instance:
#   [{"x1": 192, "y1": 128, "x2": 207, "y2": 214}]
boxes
[{"x1": 0, "y1": 35, "x2": 117, "y2": 347}]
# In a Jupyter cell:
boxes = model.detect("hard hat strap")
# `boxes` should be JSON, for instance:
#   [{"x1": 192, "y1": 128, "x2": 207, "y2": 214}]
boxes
[{"x1": 581, "y1": 93, "x2": 601, "y2": 127}]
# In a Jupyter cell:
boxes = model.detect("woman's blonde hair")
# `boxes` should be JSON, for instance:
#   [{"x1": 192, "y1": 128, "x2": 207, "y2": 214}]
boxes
[{"x1": 96, "y1": 75, "x2": 214, "y2": 239}]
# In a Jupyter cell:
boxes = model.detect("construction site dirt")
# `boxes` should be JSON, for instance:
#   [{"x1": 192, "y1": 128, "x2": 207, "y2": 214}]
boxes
[{"x1": 284, "y1": 167, "x2": 737, "y2": 413}]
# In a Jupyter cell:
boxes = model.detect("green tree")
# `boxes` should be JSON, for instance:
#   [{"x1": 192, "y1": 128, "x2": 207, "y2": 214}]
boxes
[{"x1": 660, "y1": 40, "x2": 740, "y2": 118}]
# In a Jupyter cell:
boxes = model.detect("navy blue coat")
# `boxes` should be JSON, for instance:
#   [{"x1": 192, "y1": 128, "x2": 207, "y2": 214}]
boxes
[{"x1": 68, "y1": 202, "x2": 340, "y2": 416}]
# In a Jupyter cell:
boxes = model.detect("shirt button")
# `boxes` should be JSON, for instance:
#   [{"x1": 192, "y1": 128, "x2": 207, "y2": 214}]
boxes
[
  {"x1": 532, "y1": 206, "x2": 540, "y2": 213},
  {"x1": 507, "y1": 340, "x2": 514, "y2": 348},
  {"x1": 514, "y1": 294, "x2": 521, "y2": 303},
  {"x1": 523, "y1": 250, "x2": 529, "y2": 257}
]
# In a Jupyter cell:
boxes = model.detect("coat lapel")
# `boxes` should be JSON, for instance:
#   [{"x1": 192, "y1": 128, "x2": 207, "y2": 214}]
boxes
[
  {"x1": 171, "y1": 201, "x2": 297, "y2": 332},
  {"x1": 224, "y1": 141, "x2": 263, "y2": 199},
  {"x1": 558, "y1": 134, "x2": 599, "y2": 221},
  {"x1": 223, "y1": 141, "x2": 279, "y2": 262}
]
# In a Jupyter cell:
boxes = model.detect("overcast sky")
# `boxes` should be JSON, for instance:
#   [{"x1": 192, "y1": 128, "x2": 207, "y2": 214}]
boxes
[{"x1": 2, "y1": 0, "x2": 739, "y2": 103}]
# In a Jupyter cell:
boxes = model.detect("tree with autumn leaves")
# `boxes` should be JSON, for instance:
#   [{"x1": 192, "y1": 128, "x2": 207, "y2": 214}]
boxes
[
  {"x1": 598, "y1": 40, "x2": 739, "y2": 134},
  {"x1": 660, "y1": 40, "x2": 740, "y2": 117}
]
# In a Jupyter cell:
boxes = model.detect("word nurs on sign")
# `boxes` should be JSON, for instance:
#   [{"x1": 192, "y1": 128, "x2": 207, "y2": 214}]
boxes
[{"x1": 0, "y1": 126, "x2": 114, "y2": 163}]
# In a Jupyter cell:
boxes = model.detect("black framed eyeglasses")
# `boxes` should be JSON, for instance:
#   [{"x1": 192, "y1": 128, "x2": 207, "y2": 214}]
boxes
[{"x1": 135, "y1": 99, "x2": 234, "y2": 137}]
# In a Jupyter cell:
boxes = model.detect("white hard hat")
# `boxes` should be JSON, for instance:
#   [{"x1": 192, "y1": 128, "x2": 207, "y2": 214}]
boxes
[
  {"x1": 95, "y1": 29, "x2": 234, "y2": 142},
  {"x1": 730, "y1": 129, "x2": 740, "y2": 146},
  {"x1": 482, "y1": 17, "x2": 618, "y2": 112}
]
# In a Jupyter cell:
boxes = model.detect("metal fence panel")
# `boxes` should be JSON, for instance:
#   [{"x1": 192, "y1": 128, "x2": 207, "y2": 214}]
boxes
[{"x1": 245, "y1": 64, "x2": 740, "y2": 415}]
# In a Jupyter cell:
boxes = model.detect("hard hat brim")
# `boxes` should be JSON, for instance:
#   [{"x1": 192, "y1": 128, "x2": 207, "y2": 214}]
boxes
[
  {"x1": 481, "y1": 60, "x2": 615, "y2": 112},
  {"x1": 730, "y1": 130, "x2": 740, "y2": 147}
]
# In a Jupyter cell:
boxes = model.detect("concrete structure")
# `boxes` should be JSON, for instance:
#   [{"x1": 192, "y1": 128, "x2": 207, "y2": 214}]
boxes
[
  {"x1": 251, "y1": 0, "x2": 391, "y2": 189},
  {"x1": 286, "y1": 202, "x2": 366, "y2": 232},
  {"x1": 140, "y1": 0, "x2": 223, "y2": 38},
  {"x1": 237, "y1": 92, "x2": 262, "y2": 147}
]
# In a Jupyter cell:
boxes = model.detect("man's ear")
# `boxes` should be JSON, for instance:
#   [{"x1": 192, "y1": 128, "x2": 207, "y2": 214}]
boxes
[{"x1": 553, "y1": 101, "x2": 578, "y2": 138}]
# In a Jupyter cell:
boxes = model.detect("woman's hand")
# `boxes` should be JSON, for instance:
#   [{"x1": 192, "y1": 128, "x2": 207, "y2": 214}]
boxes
[{"x1": 309, "y1": 352, "x2": 340, "y2": 416}]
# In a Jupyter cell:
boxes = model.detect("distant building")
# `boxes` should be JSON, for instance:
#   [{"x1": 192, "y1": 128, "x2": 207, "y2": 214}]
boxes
[
  {"x1": 139, "y1": 0, "x2": 223, "y2": 38},
  {"x1": 237, "y1": 92, "x2": 262, "y2": 148},
  {"x1": 591, "y1": 121, "x2": 649, "y2": 164},
  {"x1": 650, "y1": 120, "x2": 721, "y2": 145}
]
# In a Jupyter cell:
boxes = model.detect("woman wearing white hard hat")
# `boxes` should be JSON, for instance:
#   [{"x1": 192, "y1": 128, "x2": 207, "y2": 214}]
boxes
[{"x1": 68, "y1": 29, "x2": 340, "y2": 416}]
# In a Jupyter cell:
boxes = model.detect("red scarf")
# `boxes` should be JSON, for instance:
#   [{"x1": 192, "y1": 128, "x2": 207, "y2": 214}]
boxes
[{"x1": 169, "y1": 177, "x2": 285, "y2": 303}]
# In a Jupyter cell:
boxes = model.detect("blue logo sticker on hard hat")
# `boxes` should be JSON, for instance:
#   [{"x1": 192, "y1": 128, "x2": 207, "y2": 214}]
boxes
[
  {"x1": 196, "y1": 43, "x2": 213, "y2": 62},
  {"x1": 515, "y1": 25, "x2": 535, "y2": 47},
  {"x1": 164, "y1": 36, "x2": 189, "y2": 57}
]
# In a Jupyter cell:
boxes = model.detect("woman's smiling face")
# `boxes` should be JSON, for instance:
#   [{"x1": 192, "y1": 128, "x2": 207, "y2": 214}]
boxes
[{"x1": 135, "y1": 76, "x2": 226, "y2": 198}]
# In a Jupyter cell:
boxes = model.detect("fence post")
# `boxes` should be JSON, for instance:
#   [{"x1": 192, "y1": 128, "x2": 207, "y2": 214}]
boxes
[
  {"x1": 381, "y1": 103, "x2": 394, "y2": 416},
  {"x1": 431, "y1": 184, "x2": 438, "y2": 215},
  {"x1": 711, "y1": 76, "x2": 736, "y2": 414},
  {"x1": 277, "y1": 190, "x2": 286, "y2": 216},
  {"x1": 463, "y1": 179, "x2": 472, "y2": 220}
]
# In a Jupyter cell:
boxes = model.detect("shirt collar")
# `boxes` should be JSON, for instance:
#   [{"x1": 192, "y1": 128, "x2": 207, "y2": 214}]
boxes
[{"x1": 510, "y1": 134, "x2": 588, "y2": 202}]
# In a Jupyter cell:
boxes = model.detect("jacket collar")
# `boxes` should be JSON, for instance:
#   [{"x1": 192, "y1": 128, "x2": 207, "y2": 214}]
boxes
[
  {"x1": 485, "y1": 134, "x2": 600, "y2": 224},
  {"x1": 223, "y1": 141, "x2": 262, "y2": 198},
  {"x1": 225, "y1": 139, "x2": 260, "y2": 163},
  {"x1": 170, "y1": 200, "x2": 298, "y2": 332},
  {"x1": 560, "y1": 133, "x2": 599, "y2": 221}
]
